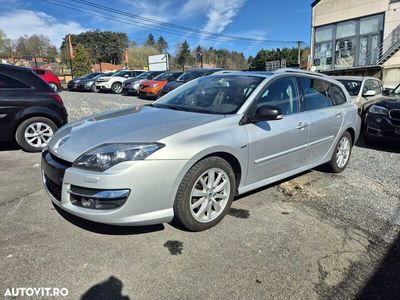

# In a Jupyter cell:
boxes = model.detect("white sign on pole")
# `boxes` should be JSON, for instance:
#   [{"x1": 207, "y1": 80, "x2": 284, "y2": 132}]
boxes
[{"x1": 148, "y1": 54, "x2": 169, "y2": 71}]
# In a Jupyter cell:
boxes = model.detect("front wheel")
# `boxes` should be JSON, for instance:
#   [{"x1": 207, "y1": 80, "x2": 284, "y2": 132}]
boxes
[
  {"x1": 111, "y1": 82, "x2": 122, "y2": 94},
  {"x1": 15, "y1": 117, "x2": 57, "y2": 152},
  {"x1": 326, "y1": 131, "x2": 353, "y2": 173},
  {"x1": 173, "y1": 157, "x2": 236, "y2": 231},
  {"x1": 49, "y1": 82, "x2": 58, "y2": 91}
]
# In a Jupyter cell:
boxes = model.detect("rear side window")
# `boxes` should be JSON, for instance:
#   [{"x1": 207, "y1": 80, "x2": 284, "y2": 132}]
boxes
[
  {"x1": 298, "y1": 77, "x2": 332, "y2": 111},
  {"x1": 327, "y1": 83, "x2": 347, "y2": 105},
  {"x1": 34, "y1": 69, "x2": 46, "y2": 76},
  {"x1": 0, "y1": 74, "x2": 30, "y2": 89}
]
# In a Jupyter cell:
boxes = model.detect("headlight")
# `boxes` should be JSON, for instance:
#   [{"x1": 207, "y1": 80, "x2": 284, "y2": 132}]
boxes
[
  {"x1": 73, "y1": 143, "x2": 165, "y2": 171},
  {"x1": 369, "y1": 105, "x2": 389, "y2": 115},
  {"x1": 151, "y1": 83, "x2": 159, "y2": 88},
  {"x1": 85, "y1": 81, "x2": 94, "y2": 86}
]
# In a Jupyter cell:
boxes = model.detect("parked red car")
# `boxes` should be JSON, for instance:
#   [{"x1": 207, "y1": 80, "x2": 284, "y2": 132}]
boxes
[{"x1": 32, "y1": 67, "x2": 61, "y2": 91}]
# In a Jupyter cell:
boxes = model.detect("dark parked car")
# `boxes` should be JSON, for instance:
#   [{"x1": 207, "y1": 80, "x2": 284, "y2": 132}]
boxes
[
  {"x1": 364, "y1": 84, "x2": 400, "y2": 143},
  {"x1": 0, "y1": 64, "x2": 68, "y2": 152},
  {"x1": 158, "y1": 68, "x2": 223, "y2": 97},
  {"x1": 76, "y1": 72, "x2": 115, "y2": 92},
  {"x1": 67, "y1": 72, "x2": 102, "y2": 91},
  {"x1": 121, "y1": 71, "x2": 164, "y2": 95}
]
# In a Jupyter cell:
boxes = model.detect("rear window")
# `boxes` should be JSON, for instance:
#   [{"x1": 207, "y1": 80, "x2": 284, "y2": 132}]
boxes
[
  {"x1": 33, "y1": 69, "x2": 46, "y2": 76},
  {"x1": 0, "y1": 74, "x2": 30, "y2": 89}
]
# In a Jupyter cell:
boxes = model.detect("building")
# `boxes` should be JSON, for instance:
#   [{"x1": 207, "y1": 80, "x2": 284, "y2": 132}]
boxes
[{"x1": 311, "y1": 0, "x2": 400, "y2": 87}]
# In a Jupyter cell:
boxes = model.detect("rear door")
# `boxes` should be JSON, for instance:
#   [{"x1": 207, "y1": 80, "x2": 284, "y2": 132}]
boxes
[
  {"x1": 0, "y1": 74, "x2": 34, "y2": 141},
  {"x1": 245, "y1": 76, "x2": 310, "y2": 184},
  {"x1": 298, "y1": 77, "x2": 344, "y2": 163}
]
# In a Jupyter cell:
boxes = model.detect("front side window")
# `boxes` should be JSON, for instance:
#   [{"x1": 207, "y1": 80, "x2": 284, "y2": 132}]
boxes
[
  {"x1": 298, "y1": 77, "x2": 332, "y2": 111},
  {"x1": 0, "y1": 74, "x2": 30, "y2": 89},
  {"x1": 256, "y1": 77, "x2": 299, "y2": 115},
  {"x1": 154, "y1": 75, "x2": 264, "y2": 115}
]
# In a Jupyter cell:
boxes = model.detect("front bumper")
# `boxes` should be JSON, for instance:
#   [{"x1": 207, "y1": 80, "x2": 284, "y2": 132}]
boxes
[
  {"x1": 95, "y1": 82, "x2": 112, "y2": 90},
  {"x1": 122, "y1": 85, "x2": 139, "y2": 95},
  {"x1": 364, "y1": 113, "x2": 400, "y2": 140},
  {"x1": 41, "y1": 150, "x2": 189, "y2": 226}
]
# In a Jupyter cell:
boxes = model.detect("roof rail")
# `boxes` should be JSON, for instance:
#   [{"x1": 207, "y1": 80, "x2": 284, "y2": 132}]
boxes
[{"x1": 274, "y1": 68, "x2": 328, "y2": 77}]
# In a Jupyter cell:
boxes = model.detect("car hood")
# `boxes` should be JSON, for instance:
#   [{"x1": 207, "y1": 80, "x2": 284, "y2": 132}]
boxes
[
  {"x1": 374, "y1": 96, "x2": 400, "y2": 109},
  {"x1": 162, "y1": 81, "x2": 184, "y2": 91},
  {"x1": 48, "y1": 106, "x2": 225, "y2": 162}
]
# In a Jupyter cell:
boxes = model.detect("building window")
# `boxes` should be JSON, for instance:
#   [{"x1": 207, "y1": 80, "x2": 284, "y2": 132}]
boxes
[{"x1": 313, "y1": 13, "x2": 383, "y2": 70}]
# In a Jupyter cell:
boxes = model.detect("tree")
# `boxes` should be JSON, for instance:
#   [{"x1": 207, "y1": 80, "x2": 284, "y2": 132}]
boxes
[
  {"x1": 128, "y1": 46, "x2": 159, "y2": 69},
  {"x1": 72, "y1": 44, "x2": 92, "y2": 77},
  {"x1": 0, "y1": 30, "x2": 13, "y2": 57},
  {"x1": 176, "y1": 40, "x2": 191, "y2": 70},
  {"x1": 60, "y1": 30, "x2": 129, "y2": 64},
  {"x1": 144, "y1": 34, "x2": 156, "y2": 48},
  {"x1": 156, "y1": 36, "x2": 168, "y2": 53}
]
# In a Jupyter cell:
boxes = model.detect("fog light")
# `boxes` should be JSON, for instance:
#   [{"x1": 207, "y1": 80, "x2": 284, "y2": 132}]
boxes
[
  {"x1": 81, "y1": 197, "x2": 94, "y2": 208},
  {"x1": 376, "y1": 117, "x2": 382, "y2": 123}
]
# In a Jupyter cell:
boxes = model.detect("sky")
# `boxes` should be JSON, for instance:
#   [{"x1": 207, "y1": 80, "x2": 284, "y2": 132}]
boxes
[{"x1": 0, "y1": 0, "x2": 312, "y2": 57}]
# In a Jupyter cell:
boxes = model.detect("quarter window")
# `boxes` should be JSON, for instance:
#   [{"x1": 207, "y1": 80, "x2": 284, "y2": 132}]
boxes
[
  {"x1": 0, "y1": 74, "x2": 30, "y2": 89},
  {"x1": 256, "y1": 77, "x2": 299, "y2": 115},
  {"x1": 298, "y1": 77, "x2": 332, "y2": 111},
  {"x1": 327, "y1": 84, "x2": 347, "y2": 105}
]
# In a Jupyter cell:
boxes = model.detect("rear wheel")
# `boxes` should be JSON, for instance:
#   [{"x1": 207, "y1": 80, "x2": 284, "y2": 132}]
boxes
[
  {"x1": 173, "y1": 157, "x2": 236, "y2": 231},
  {"x1": 111, "y1": 82, "x2": 122, "y2": 94},
  {"x1": 15, "y1": 117, "x2": 57, "y2": 152},
  {"x1": 326, "y1": 131, "x2": 353, "y2": 173}
]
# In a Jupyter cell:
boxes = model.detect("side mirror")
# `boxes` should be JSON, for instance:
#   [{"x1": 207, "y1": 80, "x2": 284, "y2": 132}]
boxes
[
  {"x1": 382, "y1": 88, "x2": 391, "y2": 96},
  {"x1": 249, "y1": 105, "x2": 283, "y2": 122},
  {"x1": 363, "y1": 90, "x2": 376, "y2": 97}
]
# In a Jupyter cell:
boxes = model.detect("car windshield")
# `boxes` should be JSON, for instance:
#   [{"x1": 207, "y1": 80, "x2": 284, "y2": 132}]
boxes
[
  {"x1": 176, "y1": 71, "x2": 203, "y2": 82},
  {"x1": 153, "y1": 75, "x2": 264, "y2": 115},
  {"x1": 112, "y1": 71, "x2": 128, "y2": 77},
  {"x1": 81, "y1": 73, "x2": 99, "y2": 79},
  {"x1": 136, "y1": 72, "x2": 152, "y2": 79},
  {"x1": 154, "y1": 72, "x2": 176, "y2": 81},
  {"x1": 391, "y1": 84, "x2": 400, "y2": 95},
  {"x1": 337, "y1": 79, "x2": 362, "y2": 96}
]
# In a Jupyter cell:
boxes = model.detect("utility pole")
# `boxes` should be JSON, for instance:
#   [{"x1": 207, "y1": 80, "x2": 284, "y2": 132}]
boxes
[
  {"x1": 297, "y1": 41, "x2": 302, "y2": 69},
  {"x1": 197, "y1": 50, "x2": 203, "y2": 68}
]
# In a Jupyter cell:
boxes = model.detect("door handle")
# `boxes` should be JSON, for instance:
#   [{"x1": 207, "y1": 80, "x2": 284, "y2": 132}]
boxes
[
  {"x1": 334, "y1": 111, "x2": 343, "y2": 117},
  {"x1": 296, "y1": 122, "x2": 309, "y2": 130}
]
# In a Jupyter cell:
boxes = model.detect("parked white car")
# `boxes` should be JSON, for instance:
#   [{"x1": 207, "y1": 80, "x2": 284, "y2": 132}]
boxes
[
  {"x1": 333, "y1": 76, "x2": 385, "y2": 113},
  {"x1": 95, "y1": 70, "x2": 145, "y2": 94}
]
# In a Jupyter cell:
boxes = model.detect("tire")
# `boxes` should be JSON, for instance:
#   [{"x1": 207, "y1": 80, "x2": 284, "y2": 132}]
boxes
[
  {"x1": 325, "y1": 131, "x2": 353, "y2": 173},
  {"x1": 90, "y1": 83, "x2": 99, "y2": 93},
  {"x1": 173, "y1": 156, "x2": 236, "y2": 231},
  {"x1": 111, "y1": 82, "x2": 122, "y2": 94},
  {"x1": 15, "y1": 117, "x2": 57, "y2": 152},
  {"x1": 49, "y1": 82, "x2": 58, "y2": 91}
]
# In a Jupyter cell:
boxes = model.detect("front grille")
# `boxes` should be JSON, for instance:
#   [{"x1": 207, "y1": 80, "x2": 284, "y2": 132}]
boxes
[
  {"x1": 389, "y1": 109, "x2": 400, "y2": 121},
  {"x1": 50, "y1": 153, "x2": 73, "y2": 168},
  {"x1": 45, "y1": 175, "x2": 62, "y2": 201}
]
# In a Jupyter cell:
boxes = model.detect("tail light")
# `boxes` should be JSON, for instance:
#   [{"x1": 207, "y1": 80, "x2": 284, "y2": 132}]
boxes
[{"x1": 48, "y1": 93, "x2": 63, "y2": 105}]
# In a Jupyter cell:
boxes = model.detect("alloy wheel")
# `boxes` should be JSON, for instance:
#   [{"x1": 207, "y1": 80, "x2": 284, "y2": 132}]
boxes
[
  {"x1": 336, "y1": 136, "x2": 351, "y2": 168},
  {"x1": 24, "y1": 122, "x2": 54, "y2": 148},
  {"x1": 189, "y1": 168, "x2": 231, "y2": 223}
]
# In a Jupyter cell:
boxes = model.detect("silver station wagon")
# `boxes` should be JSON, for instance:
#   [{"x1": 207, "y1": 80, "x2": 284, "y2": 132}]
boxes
[{"x1": 41, "y1": 69, "x2": 361, "y2": 231}]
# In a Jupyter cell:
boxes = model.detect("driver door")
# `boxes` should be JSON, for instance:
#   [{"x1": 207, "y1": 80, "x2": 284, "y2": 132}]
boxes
[{"x1": 244, "y1": 76, "x2": 310, "y2": 185}]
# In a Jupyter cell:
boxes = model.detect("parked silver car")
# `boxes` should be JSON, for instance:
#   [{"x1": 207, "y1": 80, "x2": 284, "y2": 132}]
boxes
[{"x1": 41, "y1": 70, "x2": 361, "y2": 231}]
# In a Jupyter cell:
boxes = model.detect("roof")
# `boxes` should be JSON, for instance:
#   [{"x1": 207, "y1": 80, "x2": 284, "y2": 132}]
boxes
[
  {"x1": 332, "y1": 76, "x2": 378, "y2": 81},
  {"x1": 311, "y1": 0, "x2": 321, "y2": 8}
]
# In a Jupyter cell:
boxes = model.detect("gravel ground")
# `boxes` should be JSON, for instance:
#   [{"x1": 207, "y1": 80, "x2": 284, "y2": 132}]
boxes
[{"x1": 0, "y1": 91, "x2": 399, "y2": 299}]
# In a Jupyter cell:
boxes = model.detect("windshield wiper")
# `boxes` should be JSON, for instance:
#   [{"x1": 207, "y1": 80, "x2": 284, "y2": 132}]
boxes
[{"x1": 150, "y1": 104, "x2": 184, "y2": 111}]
